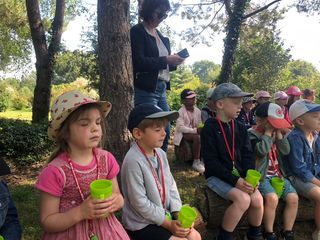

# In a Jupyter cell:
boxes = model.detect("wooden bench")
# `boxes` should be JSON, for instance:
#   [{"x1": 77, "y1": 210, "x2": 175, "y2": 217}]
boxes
[
  {"x1": 174, "y1": 138, "x2": 193, "y2": 163},
  {"x1": 194, "y1": 185, "x2": 316, "y2": 239}
]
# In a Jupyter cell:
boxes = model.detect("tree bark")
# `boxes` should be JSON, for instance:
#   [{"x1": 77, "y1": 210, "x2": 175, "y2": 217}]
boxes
[
  {"x1": 26, "y1": 0, "x2": 65, "y2": 123},
  {"x1": 97, "y1": 0, "x2": 133, "y2": 162},
  {"x1": 218, "y1": 0, "x2": 248, "y2": 84}
]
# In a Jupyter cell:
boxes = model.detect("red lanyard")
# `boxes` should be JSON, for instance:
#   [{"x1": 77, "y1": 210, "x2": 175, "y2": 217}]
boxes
[
  {"x1": 137, "y1": 143, "x2": 166, "y2": 208},
  {"x1": 269, "y1": 144, "x2": 282, "y2": 177},
  {"x1": 217, "y1": 118, "x2": 235, "y2": 163},
  {"x1": 67, "y1": 152, "x2": 99, "y2": 237}
]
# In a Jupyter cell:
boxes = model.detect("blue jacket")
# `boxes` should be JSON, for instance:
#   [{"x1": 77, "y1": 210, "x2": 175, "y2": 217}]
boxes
[
  {"x1": 0, "y1": 180, "x2": 22, "y2": 240},
  {"x1": 286, "y1": 127, "x2": 320, "y2": 182}
]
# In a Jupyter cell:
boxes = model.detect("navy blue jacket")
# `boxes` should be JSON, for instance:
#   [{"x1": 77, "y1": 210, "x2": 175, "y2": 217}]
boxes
[
  {"x1": 286, "y1": 127, "x2": 320, "y2": 182},
  {"x1": 201, "y1": 118, "x2": 255, "y2": 186},
  {"x1": 0, "y1": 180, "x2": 22, "y2": 240},
  {"x1": 130, "y1": 23, "x2": 176, "y2": 92}
]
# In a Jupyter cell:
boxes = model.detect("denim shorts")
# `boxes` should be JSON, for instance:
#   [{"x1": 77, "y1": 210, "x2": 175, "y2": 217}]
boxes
[
  {"x1": 288, "y1": 176, "x2": 317, "y2": 198},
  {"x1": 207, "y1": 176, "x2": 233, "y2": 200},
  {"x1": 259, "y1": 177, "x2": 296, "y2": 199}
]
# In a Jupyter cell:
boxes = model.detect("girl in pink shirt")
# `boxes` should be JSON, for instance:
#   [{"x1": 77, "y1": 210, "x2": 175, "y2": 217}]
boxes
[{"x1": 35, "y1": 90, "x2": 130, "y2": 240}]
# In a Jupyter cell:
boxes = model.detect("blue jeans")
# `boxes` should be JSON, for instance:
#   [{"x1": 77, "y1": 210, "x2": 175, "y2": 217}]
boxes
[
  {"x1": 134, "y1": 80, "x2": 170, "y2": 152},
  {"x1": 0, "y1": 180, "x2": 22, "y2": 240}
]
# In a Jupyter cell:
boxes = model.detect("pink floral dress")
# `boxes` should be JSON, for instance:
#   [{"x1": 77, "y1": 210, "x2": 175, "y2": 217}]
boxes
[{"x1": 36, "y1": 148, "x2": 130, "y2": 240}]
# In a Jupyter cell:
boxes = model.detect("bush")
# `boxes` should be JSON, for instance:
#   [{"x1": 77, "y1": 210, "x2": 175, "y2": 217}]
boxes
[
  {"x1": 0, "y1": 93, "x2": 10, "y2": 112},
  {"x1": 0, "y1": 119, "x2": 53, "y2": 166}
]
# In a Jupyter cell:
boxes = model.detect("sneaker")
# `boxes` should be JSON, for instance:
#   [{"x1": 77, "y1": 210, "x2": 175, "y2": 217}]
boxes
[
  {"x1": 244, "y1": 234, "x2": 264, "y2": 240},
  {"x1": 192, "y1": 159, "x2": 205, "y2": 173},
  {"x1": 312, "y1": 230, "x2": 320, "y2": 240},
  {"x1": 281, "y1": 230, "x2": 294, "y2": 240},
  {"x1": 264, "y1": 232, "x2": 278, "y2": 240}
]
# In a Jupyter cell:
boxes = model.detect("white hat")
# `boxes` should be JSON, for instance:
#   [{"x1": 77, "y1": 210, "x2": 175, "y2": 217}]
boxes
[{"x1": 289, "y1": 99, "x2": 320, "y2": 121}]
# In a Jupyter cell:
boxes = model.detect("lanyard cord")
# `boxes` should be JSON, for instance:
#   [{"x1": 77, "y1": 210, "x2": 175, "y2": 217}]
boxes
[
  {"x1": 217, "y1": 118, "x2": 235, "y2": 163},
  {"x1": 136, "y1": 143, "x2": 166, "y2": 208},
  {"x1": 269, "y1": 144, "x2": 282, "y2": 177},
  {"x1": 67, "y1": 151, "x2": 99, "y2": 237}
]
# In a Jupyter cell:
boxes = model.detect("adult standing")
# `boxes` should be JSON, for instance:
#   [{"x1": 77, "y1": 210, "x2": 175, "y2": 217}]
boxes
[{"x1": 130, "y1": 0, "x2": 184, "y2": 151}]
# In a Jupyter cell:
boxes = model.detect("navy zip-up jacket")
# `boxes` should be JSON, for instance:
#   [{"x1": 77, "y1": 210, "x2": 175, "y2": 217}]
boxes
[{"x1": 201, "y1": 118, "x2": 255, "y2": 186}]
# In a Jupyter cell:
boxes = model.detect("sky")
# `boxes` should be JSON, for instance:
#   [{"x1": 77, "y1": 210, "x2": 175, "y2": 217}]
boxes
[{"x1": 62, "y1": 1, "x2": 320, "y2": 70}]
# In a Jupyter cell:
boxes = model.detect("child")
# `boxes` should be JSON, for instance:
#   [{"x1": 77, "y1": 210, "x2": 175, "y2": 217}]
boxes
[
  {"x1": 286, "y1": 86, "x2": 302, "y2": 110},
  {"x1": 201, "y1": 83, "x2": 264, "y2": 240},
  {"x1": 173, "y1": 89, "x2": 204, "y2": 173},
  {"x1": 286, "y1": 99, "x2": 320, "y2": 240},
  {"x1": 236, "y1": 96, "x2": 256, "y2": 129},
  {"x1": 0, "y1": 157, "x2": 22, "y2": 239},
  {"x1": 201, "y1": 88, "x2": 216, "y2": 123},
  {"x1": 35, "y1": 90, "x2": 130, "y2": 240},
  {"x1": 251, "y1": 90, "x2": 271, "y2": 117},
  {"x1": 121, "y1": 103, "x2": 201, "y2": 240},
  {"x1": 302, "y1": 89, "x2": 316, "y2": 103},
  {"x1": 249, "y1": 102, "x2": 298, "y2": 240},
  {"x1": 274, "y1": 91, "x2": 291, "y2": 125}
]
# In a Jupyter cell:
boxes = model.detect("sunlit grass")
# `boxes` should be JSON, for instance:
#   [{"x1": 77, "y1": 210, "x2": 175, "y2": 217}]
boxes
[{"x1": 0, "y1": 109, "x2": 32, "y2": 121}]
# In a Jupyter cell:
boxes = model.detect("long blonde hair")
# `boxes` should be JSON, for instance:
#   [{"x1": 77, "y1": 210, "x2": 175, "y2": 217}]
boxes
[{"x1": 47, "y1": 103, "x2": 106, "y2": 162}]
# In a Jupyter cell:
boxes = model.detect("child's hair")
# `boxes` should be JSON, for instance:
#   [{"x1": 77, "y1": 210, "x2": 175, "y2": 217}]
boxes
[
  {"x1": 48, "y1": 103, "x2": 106, "y2": 162},
  {"x1": 135, "y1": 118, "x2": 168, "y2": 133}
]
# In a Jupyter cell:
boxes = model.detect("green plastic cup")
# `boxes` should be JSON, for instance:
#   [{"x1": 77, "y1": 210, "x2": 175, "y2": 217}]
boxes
[
  {"x1": 245, "y1": 169, "x2": 261, "y2": 188},
  {"x1": 178, "y1": 205, "x2": 197, "y2": 228},
  {"x1": 271, "y1": 177, "x2": 284, "y2": 197},
  {"x1": 0, "y1": 235, "x2": 4, "y2": 240},
  {"x1": 90, "y1": 179, "x2": 112, "y2": 200}
]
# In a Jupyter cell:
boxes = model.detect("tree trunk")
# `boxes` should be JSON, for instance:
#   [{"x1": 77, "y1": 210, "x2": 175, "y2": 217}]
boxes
[
  {"x1": 97, "y1": 0, "x2": 133, "y2": 162},
  {"x1": 218, "y1": 0, "x2": 248, "y2": 84},
  {"x1": 26, "y1": 0, "x2": 65, "y2": 123}
]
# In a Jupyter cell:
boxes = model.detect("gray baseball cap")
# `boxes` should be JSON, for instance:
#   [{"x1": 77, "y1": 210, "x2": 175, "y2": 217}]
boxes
[{"x1": 210, "y1": 83, "x2": 253, "y2": 101}]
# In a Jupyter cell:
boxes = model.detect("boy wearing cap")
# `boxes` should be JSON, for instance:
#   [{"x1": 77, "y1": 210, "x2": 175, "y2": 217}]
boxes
[
  {"x1": 286, "y1": 86, "x2": 302, "y2": 110},
  {"x1": 121, "y1": 104, "x2": 201, "y2": 240},
  {"x1": 173, "y1": 89, "x2": 204, "y2": 173},
  {"x1": 201, "y1": 88, "x2": 216, "y2": 123},
  {"x1": 236, "y1": 97, "x2": 256, "y2": 129},
  {"x1": 248, "y1": 102, "x2": 298, "y2": 240},
  {"x1": 201, "y1": 83, "x2": 264, "y2": 240},
  {"x1": 274, "y1": 91, "x2": 291, "y2": 125},
  {"x1": 0, "y1": 158, "x2": 22, "y2": 239},
  {"x1": 302, "y1": 89, "x2": 316, "y2": 103},
  {"x1": 286, "y1": 99, "x2": 320, "y2": 240}
]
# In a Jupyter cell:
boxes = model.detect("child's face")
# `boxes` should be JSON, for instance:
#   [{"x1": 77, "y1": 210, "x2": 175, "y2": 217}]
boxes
[
  {"x1": 216, "y1": 97, "x2": 242, "y2": 119},
  {"x1": 242, "y1": 101, "x2": 254, "y2": 111},
  {"x1": 134, "y1": 124, "x2": 167, "y2": 150},
  {"x1": 183, "y1": 97, "x2": 196, "y2": 108},
  {"x1": 275, "y1": 98, "x2": 288, "y2": 107},
  {"x1": 67, "y1": 108, "x2": 103, "y2": 150},
  {"x1": 298, "y1": 111, "x2": 320, "y2": 131}
]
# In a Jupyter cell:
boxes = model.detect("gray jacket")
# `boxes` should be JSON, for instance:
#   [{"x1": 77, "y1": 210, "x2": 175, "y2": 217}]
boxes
[{"x1": 121, "y1": 142, "x2": 182, "y2": 231}]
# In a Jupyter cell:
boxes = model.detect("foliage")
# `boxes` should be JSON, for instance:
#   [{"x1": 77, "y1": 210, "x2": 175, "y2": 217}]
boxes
[
  {"x1": 232, "y1": 8, "x2": 291, "y2": 93},
  {"x1": 0, "y1": 0, "x2": 31, "y2": 70},
  {"x1": 277, "y1": 60, "x2": 320, "y2": 91},
  {"x1": 0, "y1": 110, "x2": 32, "y2": 121},
  {"x1": 54, "y1": 50, "x2": 98, "y2": 87},
  {"x1": 0, "y1": 119, "x2": 53, "y2": 166},
  {"x1": 296, "y1": 0, "x2": 320, "y2": 14},
  {"x1": 191, "y1": 60, "x2": 221, "y2": 83}
]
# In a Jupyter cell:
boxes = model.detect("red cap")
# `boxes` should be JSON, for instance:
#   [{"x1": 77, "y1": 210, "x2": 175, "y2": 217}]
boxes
[{"x1": 287, "y1": 86, "x2": 302, "y2": 96}]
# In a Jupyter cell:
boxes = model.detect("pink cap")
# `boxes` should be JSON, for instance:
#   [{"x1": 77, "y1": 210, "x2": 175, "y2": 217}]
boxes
[
  {"x1": 274, "y1": 91, "x2": 288, "y2": 100},
  {"x1": 287, "y1": 86, "x2": 302, "y2": 96},
  {"x1": 256, "y1": 90, "x2": 271, "y2": 99}
]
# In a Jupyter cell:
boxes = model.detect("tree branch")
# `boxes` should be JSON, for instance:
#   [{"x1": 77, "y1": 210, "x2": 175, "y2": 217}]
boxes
[
  {"x1": 180, "y1": 0, "x2": 223, "y2": 6},
  {"x1": 224, "y1": 0, "x2": 232, "y2": 16},
  {"x1": 243, "y1": 0, "x2": 282, "y2": 19},
  {"x1": 191, "y1": 2, "x2": 225, "y2": 46}
]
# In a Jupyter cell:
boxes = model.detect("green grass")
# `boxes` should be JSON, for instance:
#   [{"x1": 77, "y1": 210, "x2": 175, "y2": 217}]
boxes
[
  {"x1": 10, "y1": 183, "x2": 41, "y2": 240},
  {"x1": 0, "y1": 109, "x2": 32, "y2": 121}
]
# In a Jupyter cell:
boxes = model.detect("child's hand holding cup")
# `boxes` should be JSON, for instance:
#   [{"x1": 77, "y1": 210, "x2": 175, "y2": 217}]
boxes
[{"x1": 90, "y1": 179, "x2": 113, "y2": 217}]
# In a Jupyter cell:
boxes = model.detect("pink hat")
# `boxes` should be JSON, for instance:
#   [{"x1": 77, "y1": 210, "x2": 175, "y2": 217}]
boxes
[
  {"x1": 274, "y1": 91, "x2": 288, "y2": 100},
  {"x1": 256, "y1": 90, "x2": 271, "y2": 99},
  {"x1": 287, "y1": 86, "x2": 302, "y2": 96}
]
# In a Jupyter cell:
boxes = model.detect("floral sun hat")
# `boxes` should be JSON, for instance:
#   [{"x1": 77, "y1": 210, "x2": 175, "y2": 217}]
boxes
[{"x1": 48, "y1": 89, "x2": 112, "y2": 140}]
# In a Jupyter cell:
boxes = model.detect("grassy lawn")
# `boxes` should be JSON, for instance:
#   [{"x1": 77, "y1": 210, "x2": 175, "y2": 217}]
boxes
[{"x1": 0, "y1": 109, "x2": 32, "y2": 121}]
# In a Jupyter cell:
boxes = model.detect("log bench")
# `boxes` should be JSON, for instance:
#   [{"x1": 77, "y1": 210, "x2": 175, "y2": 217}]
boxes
[
  {"x1": 194, "y1": 185, "x2": 315, "y2": 239},
  {"x1": 174, "y1": 139, "x2": 193, "y2": 163}
]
